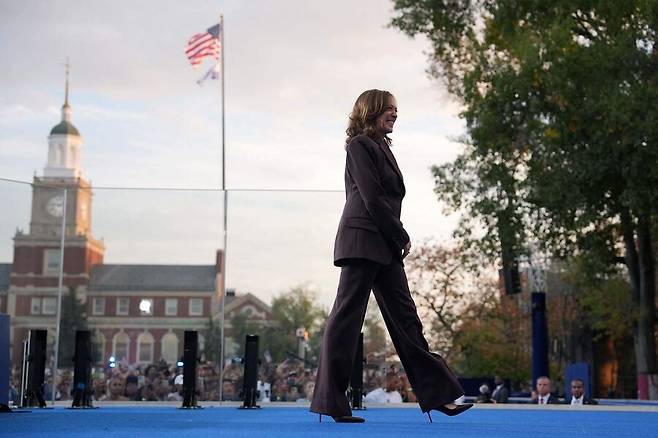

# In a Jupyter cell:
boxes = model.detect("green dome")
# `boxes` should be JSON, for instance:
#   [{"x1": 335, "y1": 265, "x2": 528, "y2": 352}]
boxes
[{"x1": 50, "y1": 121, "x2": 80, "y2": 136}]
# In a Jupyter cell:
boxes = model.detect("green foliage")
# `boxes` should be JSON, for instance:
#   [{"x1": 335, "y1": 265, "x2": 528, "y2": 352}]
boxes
[
  {"x1": 57, "y1": 287, "x2": 88, "y2": 367},
  {"x1": 391, "y1": 0, "x2": 658, "y2": 394},
  {"x1": 267, "y1": 285, "x2": 326, "y2": 364},
  {"x1": 204, "y1": 316, "x2": 223, "y2": 365},
  {"x1": 404, "y1": 240, "x2": 532, "y2": 379},
  {"x1": 363, "y1": 296, "x2": 388, "y2": 360},
  {"x1": 455, "y1": 295, "x2": 532, "y2": 384},
  {"x1": 561, "y1": 257, "x2": 635, "y2": 343},
  {"x1": 229, "y1": 311, "x2": 263, "y2": 358}
]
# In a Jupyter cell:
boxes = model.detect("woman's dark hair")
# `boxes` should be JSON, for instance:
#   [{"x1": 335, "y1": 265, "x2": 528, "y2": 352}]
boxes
[{"x1": 346, "y1": 89, "x2": 395, "y2": 145}]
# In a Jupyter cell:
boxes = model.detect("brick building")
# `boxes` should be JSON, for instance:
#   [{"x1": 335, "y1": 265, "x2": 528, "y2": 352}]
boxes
[{"x1": 3, "y1": 75, "x2": 271, "y2": 367}]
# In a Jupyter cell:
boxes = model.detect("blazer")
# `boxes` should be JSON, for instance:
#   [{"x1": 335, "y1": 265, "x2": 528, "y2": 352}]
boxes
[
  {"x1": 567, "y1": 396, "x2": 598, "y2": 405},
  {"x1": 333, "y1": 134, "x2": 410, "y2": 267},
  {"x1": 531, "y1": 394, "x2": 560, "y2": 404},
  {"x1": 492, "y1": 385, "x2": 509, "y2": 403}
]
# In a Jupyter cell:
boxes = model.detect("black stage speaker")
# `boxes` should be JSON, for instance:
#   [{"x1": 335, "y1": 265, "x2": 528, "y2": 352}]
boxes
[
  {"x1": 239, "y1": 334, "x2": 260, "y2": 409},
  {"x1": 23, "y1": 330, "x2": 47, "y2": 408},
  {"x1": 180, "y1": 331, "x2": 201, "y2": 409},
  {"x1": 349, "y1": 332, "x2": 365, "y2": 410},
  {"x1": 70, "y1": 331, "x2": 95, "y2": 408}
]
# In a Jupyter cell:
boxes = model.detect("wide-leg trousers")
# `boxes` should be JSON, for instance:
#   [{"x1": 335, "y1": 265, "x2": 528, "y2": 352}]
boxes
[{"x1": 309, "y1": 258, "x2": 464, "y2": 417}]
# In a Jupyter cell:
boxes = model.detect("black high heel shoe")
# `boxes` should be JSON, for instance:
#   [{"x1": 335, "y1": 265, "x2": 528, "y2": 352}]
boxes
[
  {"x1": 319, "y1": 414, "x2": 365, "y2": 423},
  {"x1": 427, "y1": 403, "x2": 473, "y2": 422}
]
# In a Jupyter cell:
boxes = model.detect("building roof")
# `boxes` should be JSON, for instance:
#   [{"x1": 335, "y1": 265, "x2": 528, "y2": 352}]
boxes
[
  {"x1": 224, "y1": 292, "x2": 272, "y2": 319},
  {"x1": 0, "y1": 264, "x2": 11, "y2": 290},
  {"x1": 50, "y1": 120, "x2": 80, "y2": 136},
  {"x1": 89, "y1": 264, "x2": 216, "y2": 291}
]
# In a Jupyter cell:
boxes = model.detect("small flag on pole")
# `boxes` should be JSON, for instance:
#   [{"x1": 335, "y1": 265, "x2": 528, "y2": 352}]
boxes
[
  {"x1": 186, "y1": 24, "x2": 221, "y2": 68},
  {"x1": 197, "y1": 62, "x2": 220, "y2": 86}
]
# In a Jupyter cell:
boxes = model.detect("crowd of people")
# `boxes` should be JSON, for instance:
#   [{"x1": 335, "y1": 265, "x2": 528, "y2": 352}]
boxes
[
  {"x1": 8, "y1": 357, "x2": 417, "y2": 404},
  {"x1": 8, "y1": 359, "x2": 596, "y2": 406}
]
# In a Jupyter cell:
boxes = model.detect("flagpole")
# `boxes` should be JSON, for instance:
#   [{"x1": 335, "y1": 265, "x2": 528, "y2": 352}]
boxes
[{"x1": 218, "y1": 12, "x2": 227, "y2": 405}]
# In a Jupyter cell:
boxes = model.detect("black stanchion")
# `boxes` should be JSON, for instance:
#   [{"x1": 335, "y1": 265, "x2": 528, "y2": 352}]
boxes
[
  {"x1": 238, "y1": 334, "x2": 260, "y2": 409},
  {"x1": 22, "y1": 330, "x2": 47, "y2": 408},
  {"x1": 532, "y1": 292, "x2": 549, "y2": 386},
  {"x1": 349, "y1": 332, "x2": 366, "y2": 410},
  {"x1": 180, "y1": 331, "x2": 201, "y2": 409},
  {"x1": 0, "y1": 314, "x2": 11, "y2": 412},
  {"x1": 70, "y1": 330, "x2": 96, "y2": 409}
]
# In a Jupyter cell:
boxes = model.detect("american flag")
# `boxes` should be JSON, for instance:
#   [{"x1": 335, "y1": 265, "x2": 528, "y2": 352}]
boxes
[{"x1": 186, "y1": 24, "x2": 220, "y2": 68}]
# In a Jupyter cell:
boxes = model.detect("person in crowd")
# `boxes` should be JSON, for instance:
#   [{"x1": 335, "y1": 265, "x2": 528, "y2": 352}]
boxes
[
  {"x1": 492, "y1": 375, "x2": 509, "y2": 403},
  {"x1": 42, "y1": 374, "x2": 58, "y2": 401},
  {"x1": 310, "y1": 89, "x2": 471, "y2": 423},
  {"x1": 399, "y1": 372, "x2": 417, "y2": 403},
  {"x1": 568, "y1": 378, "x2": 598, "y2": 405},
  {"x1": 138, "y1": 383, "x2": 157, "y2": 401},
  {"x1": 303, "y1": 381, "x2": 315, "y2": 401},
  {"x1": 154, "y1": 378, "x2": 171, "y2": 401},
  {"x1": 531, "y1": 376, "x2": 560, "y2": 405},
  {"x1": 287, "y1": 385, "x2": 301, "y2": 402},
  {"x1": 364, "y1": 372, "x2": 403, "y2": 404},
  {"x1": 476, "y1": 384, "x2": 494, "y2": 403},
  {"x1": 166, "y1": 374, "x2": 183, "y2": 401},
  {"x1": 92, "y1": 377, "x2": 107, "y2": 401},
  {"x1": 124, "y1": 375, "x2": 140, "y2": 401},
  {"x1": 101, "y1": 376, "x2": 129, "y2": 401},
  {"x1": 221, "y1": 379, "x2": 238, "y2": 401}
]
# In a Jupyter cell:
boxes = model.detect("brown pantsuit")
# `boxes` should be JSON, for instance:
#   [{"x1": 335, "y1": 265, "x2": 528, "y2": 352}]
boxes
[{"x1": 310, "y1": 134, "x2": 464, "y2": 417}]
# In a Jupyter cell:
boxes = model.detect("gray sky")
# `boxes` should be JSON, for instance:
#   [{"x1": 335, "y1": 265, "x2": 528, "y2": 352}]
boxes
[{"x1": 0, "y1": 0, "x2": 466, "y2": 308}]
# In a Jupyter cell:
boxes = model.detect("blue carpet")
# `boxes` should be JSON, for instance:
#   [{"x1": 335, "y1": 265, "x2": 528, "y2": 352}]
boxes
[{"x1": 1, "y1": 406, "x2": 658, "y2": 437}]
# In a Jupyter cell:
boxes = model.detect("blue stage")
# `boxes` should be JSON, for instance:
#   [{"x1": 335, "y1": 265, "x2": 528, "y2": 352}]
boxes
[{"x1": 2, "y1": 404, "x2": 658, "y2": 437}]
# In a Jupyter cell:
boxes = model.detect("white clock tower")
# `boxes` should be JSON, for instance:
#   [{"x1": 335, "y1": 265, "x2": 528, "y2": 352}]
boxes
[
  {"x1": 7, "y1": 65, "x2": 105, "y2": 363},
  {"x1": 44, "y1": 65, "x2": 83, "y2": 179}
]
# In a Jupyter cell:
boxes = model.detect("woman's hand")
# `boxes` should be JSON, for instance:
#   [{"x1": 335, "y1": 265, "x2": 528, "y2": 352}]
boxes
[{"x1": 402, "y1": 241, "x2": 411, "y2": 259}]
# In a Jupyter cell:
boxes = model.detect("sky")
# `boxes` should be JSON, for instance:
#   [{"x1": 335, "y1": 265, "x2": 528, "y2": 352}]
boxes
[{"x1": 0, "y1": 0, "x2": 467, "y2": 308}]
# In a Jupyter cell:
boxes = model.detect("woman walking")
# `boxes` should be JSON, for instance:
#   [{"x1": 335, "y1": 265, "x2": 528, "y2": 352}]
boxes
[{"x1": 310, "y1": 89, "x2": 472, "y2": 423}]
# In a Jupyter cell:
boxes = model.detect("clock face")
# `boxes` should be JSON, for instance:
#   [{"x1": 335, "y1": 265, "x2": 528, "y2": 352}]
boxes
[{"x1": 46, "y1": 195, "x2": 65, "y2": 218}]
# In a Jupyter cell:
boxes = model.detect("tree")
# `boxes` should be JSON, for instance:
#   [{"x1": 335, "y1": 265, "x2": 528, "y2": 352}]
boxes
[
  {"x1": 404, "y1": 240, "x2": 531, "y2": 381},
  {"x1": 229, "y1": 311, "x2": 264, "y2": 358},
  {"x1": 405, "y1": 242, "x2": 482, "y2": 358},
  {"x1": 363, "y1": 296, "x2": 388, "y2": 362},
  {"x1": 455, "y1": 292, "x2": 532, "y2": 384},
  {"x1": 267, "y1": 285, "x2": 326, "y2": 364},
  {"x1": 391, "y1": 0, "x2": 658, "y2": 399},
  {"x1": 204, "y1": 316, "x2": 222, "y2": 365},
  {"x1": 57, "y1": 286, "x2": 88, "y2": 367}
]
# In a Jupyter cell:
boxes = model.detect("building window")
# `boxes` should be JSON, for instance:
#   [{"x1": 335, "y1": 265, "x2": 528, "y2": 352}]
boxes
[
  {"x1": 137, "y1": 332, "x2": 154, "y2": 363},
  {"x1": 116, "y1": 298, "x2": 129, "y2": 316},
  {"x1": 165, "y1": 298, "x2": 178, "y2": 316},
  {"x1": 43, "y1": 249, "x2": 61, "y2": 275},
  {"x1": 41, "y1": 297, "x2": 57, "y2": 315},
  {"x1": 113, "y1": 332, "x2": 129, "y2": 362},
  {"x1": 92, "y1": 298, "x2": 105, "y2": 316},
  {"x1": 30, "y1": 297, "x2": 41, "y2": 315},
  {"x1": 161, "y1": 333, "x2": 179, "y2": 364},
  {"x1": 189, "y1": 298, "x2": 203, "y2": 316},
  {"x1": 139, "y1": 298, "x2": 153, "y2": 316}
]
